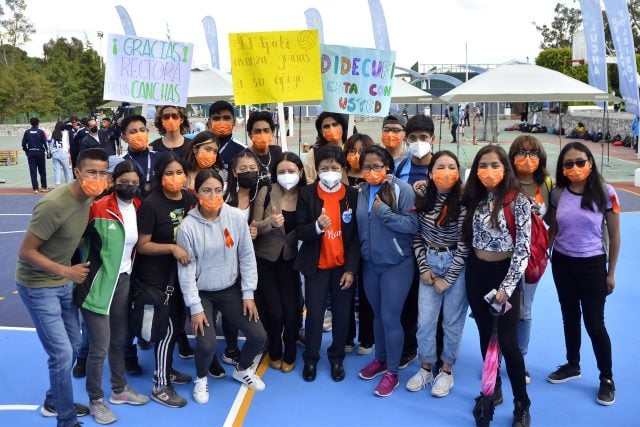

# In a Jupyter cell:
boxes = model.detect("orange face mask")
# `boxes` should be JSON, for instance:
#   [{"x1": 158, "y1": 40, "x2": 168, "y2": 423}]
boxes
[
  {"x1": 251, "y1": 133, "x2": 272, "y2": 151},
  {"x1": 199, "y1": 196, "x2": 223, "y2": 212},
  {"x1": 432, "y1": 169, "x2": 459, "y2": 192},
  {"x1": 322, "y1": 127, "x2": 342, "y2": 143},
  {"x1": 127, "y1": 132, "x2": 149, "y2": 151},
  {"x1": 514, "y1": 157, "x2": 539, "y2": 175},
  {"x1": 80, "y1": 176, "x2": 109, "y2": 197},
  {"x1": 162, "y1": 174, "x2": 187, "y2": 192},
  {"x1": 563, "y1": 165, "x2": 591, "y2": 182},
  {"x1": 162, "y1": 118, "x2": 181, "y2": 133},
  {"x1": 346, "y1": 152, "x2": 361, "y2": 171},
  {"x1": 381, "y1": 133, "x2": 403, "y2": 150},
  {"x1": 362, "y1": 169, "x2": 386, "y2": 186},
  {"x1": 211, "y1": 121, "x2": 233, "y2": 137},
  {"x1": 477, "y1": 168, "x2": 504, "y2": 189},
  {"x1": 196, "y1": 150, "x2": 217, "y2": 169}
]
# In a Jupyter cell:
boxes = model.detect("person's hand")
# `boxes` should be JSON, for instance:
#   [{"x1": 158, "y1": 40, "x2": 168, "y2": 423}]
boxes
[
  {"x1": 433, "y1": 278, "x2": 450, "y2": 294},
  {"x1": 494, "y1": 289, "x2": 508, "y2": 304},
  {"x1": 339, "y1": 271, "x2": 354, "y2": 289},
  {"x1": 413, "y1": 180, "x2": 427, "y2": 195},
  {"x1": 243, "y1": 299, "x2": 260, "y2": 322},
  {"x1": 420, "y1": 270, "x2": 436, "y2": 285},
  {"x1": 249, "y1": 221, "x2": 258, "y2": 240},
  {"x1": 372, "y1": 194, "x2": 384, "y2": 211},
  {"x1": 172, "y1": 244, "x2": 191, "y2": 265},
  {"x1": 382, "y1": 174, "x2": 394, "y2": 185},
  {"x1": 317, "y1": 207, "x2": 331, "y2": 230},
  {"x1": 270, "y1": 206, "x2": 285, "y2": 228},
  {"x1": 65, "y1": 262, "x2": 90, "y2": 283},
  {"x1": 191, "y1": 311, "x2": 209, "y2": 337},
  {"x1": 606, "y1": 272, "x2": 615, "y2": 294}
]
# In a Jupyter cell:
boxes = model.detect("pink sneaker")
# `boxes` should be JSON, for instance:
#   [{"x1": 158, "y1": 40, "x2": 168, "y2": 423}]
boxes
[
  {"x1": 374, "y1": 372, "x2": 399, "y2": 397},
  {"x1": 358, "y1": 359, "x2": 388, "y2": 380}
]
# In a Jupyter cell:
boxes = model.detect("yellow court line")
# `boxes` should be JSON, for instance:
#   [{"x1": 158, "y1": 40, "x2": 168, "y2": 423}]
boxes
[
  {"x1": 232, "y1": 355, "x2": 270, "y2": 427},
  {"x1": 618, "y1": 187, "x2": 640, "y2": 196}
]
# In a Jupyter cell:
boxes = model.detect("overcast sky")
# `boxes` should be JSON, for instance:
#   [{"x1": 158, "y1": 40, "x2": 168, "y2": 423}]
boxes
[{"x1": 23, "y1": 0, "x2": 575, "y2": 74}]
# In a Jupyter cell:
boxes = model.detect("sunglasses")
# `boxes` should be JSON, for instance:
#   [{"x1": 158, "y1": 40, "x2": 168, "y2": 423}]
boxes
[
  {"x1": 562, "y1": 159, "x2": 589, "y2": 169},
  {"x1": 162, "y1": 113, "x2": 180, "y2": 120}
]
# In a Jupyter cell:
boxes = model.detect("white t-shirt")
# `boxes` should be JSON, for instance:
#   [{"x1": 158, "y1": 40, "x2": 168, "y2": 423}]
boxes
[{"x1": 117, "y1": 197, "x2": 138, "y2": 274}]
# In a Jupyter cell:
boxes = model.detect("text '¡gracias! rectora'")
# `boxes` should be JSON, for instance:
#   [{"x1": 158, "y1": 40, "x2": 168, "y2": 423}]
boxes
[{"x1": 321, "y1": 54, "x2": 395, "y2": 114}]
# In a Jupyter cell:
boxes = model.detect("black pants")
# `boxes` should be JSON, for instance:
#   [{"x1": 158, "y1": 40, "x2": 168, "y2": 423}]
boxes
[
  {"x1": 451, "y1": 124, "x2": 458, "y2": 142},
  {"x1": 303, "y1": 266, "x2": 354, "y2": 365},
  {"x1": 551, "y1": 251, "x2": 612, "y2": 379},
  {"x1": 153, "y1": 292, "x2": 184, "y2": 387},
  {"x1": 400, "y1": 268, "x2": 419, "y2": 354},
  {"x1": 255, "y1": 256, "x2": 301, "y2": 364},
  {"x1": 466, "y1": 252, "x2": 528, "y2": 404},
  {"x1": 27, "y1": 151, "x2": 47, "y2": 190}
]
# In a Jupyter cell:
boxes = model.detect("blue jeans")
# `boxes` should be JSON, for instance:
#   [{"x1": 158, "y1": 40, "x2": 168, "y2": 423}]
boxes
[
  {"x1": 17, "y1": 282, "x2": 81, "y2": 427},
  {"x1": 51, "y1": 150, "x2": 71, "y2": 185},
  {"x1": 517, "y1": 281, "x2": 538, "y2": 357},
  {"x1": 416, "y1": 250, "x2": 468, "y2": 366}
]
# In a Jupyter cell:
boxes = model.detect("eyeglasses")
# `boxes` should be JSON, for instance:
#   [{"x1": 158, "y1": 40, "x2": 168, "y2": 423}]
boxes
[
  {"x1": 407, "y1": 135, "x2": 432, "y2": 142},
  {"x1": 162, "y1": 113, "x2": 180, "y2": 120},
  {"x1": 515, "y1": 150, "x2": 541, "y2": 159},
  {"x1": 362, "y1": 164, "x2": 385, "y2": 172},
  {"x1": 562, "y1": 159, "x2": 589, "y2": 169},
  {"x1": 347, "y1": 149, "x2": 363, "y2": 155},
  {"x1": 210, "y1": 115, "x2": 233, "y2": 121},
  {"x1": 382, "y1": 127, "x2": 403, "y2": 134}
]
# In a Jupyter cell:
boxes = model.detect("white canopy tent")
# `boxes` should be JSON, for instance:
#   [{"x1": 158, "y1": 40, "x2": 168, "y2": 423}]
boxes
[{"x1": 186, "y1": 65, "x2": 234, "y2": 104}]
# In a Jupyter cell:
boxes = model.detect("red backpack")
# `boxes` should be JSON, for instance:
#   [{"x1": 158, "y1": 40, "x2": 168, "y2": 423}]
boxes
[{"x1": 503, "y1": 190, "x2": 549, "y2": 284}]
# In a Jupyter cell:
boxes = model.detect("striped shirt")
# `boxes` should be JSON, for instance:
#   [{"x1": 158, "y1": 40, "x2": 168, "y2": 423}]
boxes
[{"x1": 413, "y1": 193, "x2": 469, "y2": 286}]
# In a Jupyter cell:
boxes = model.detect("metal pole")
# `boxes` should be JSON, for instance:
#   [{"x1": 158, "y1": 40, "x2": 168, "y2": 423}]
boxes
[
  {"x1": 558, "y1": 102, "x2": 562, "y2": 150},
  {"x1": 298, "y1": 106, "x2": 302, "y2": 156},
  {"x1": 438, "y1": 106, "x2": 443, "y2": 152}
]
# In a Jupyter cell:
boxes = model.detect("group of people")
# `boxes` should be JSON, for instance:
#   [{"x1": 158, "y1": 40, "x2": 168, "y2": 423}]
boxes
[{"x1": 16, "y1": 103, "x2": 621, "y2": 427}]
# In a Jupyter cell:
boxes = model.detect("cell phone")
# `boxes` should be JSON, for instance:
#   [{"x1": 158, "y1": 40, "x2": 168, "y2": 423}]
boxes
[{"x1": 483, "y1": 289, "x2": 512, "y2": 314}]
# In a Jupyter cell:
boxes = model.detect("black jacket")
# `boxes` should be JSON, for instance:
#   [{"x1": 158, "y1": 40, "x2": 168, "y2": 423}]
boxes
[{"x1": 294, "y1": 182, "x2": 360, "y2": 277}]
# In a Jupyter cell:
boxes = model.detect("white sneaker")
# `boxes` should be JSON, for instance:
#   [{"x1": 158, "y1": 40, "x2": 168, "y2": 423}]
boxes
[
  {"x1": 193, "y1": 377, "x2": 209, "y2": 404},
  {"x1": 431, "y1": 370, "x2": 454, "y2": 397},
  {"x1": 232, "y1": 367, "x2": 265, "y2": 391},
  {"x1": 405, "y1": 367, "x2": 434, "y2": 392}
]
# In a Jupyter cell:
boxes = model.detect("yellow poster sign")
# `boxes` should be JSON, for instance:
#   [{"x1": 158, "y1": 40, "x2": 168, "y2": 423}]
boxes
[{"x1": 228, "y1": 30, "x2": 322, "y2": 104}]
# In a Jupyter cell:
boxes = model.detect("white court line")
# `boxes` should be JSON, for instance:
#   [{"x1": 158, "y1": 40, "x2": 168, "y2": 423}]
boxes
[
  {"x1": 0, "y1": 214, "x2": 32, "y2": 216},
  {"x1": 0, "y1": 326, "x2": 35, "y2": 331},
  {"x1": 223, "y1": 352, "x2": 264, "y2": 427},
  {"x1": 0, "y1": 230, "x2": 27, "y2": 235},
  {"x1": 0, "y1": 405, "x2": 39, "y2": 411}
]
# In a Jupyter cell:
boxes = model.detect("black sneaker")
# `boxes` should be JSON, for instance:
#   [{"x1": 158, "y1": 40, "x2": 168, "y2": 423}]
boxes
[
  {"x1": 596, "y1": 377, "x2": 615, "y2": 406},
  {"x1": 72, "y1": 357, "x2": 86, "y2": 378},
  {"x1": 177, "y1": 334, "x2": 194, "y2": 359},
  {"x1": 208, "y1": 356, "x2": 226, "y2": 379},
  {"x1": 493, "y1": 376, "x2": 503, "y2": 406},
  {"x1": 170, "y1": 368, "x2": 192, "y2": 385},
  {"x1": 512, "y1": 400, "x2": 531, "y2": 427},
  {"x1": 137, "y1": 338, "x2": 153, "y2": 350},
  {"x1": 398, "y1": 351, "x2": 417, "y2": 370},
  {"x1": 125, "y1": 357, "x2": 142, "y2": 376},
  {"x1": 547, "y1": 363, "x2": 581, "y2": 384},
  {"x1": 41, "y1": 401, "x2": 90, "y2": 417},
  {"x1": 151, "y1": 385, "x2": 187, "y2": 408},
  {"x1": 222, "y1": 348, "x2": 241, "y2": 365}
]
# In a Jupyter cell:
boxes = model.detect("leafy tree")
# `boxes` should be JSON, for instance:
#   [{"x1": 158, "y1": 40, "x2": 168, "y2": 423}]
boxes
[
  {"x1": 0, "y1": 0, "x2": 34, "y2": 49},
  {"x1": 534, "y1": 3, "x2": 582, "y2": 49}
]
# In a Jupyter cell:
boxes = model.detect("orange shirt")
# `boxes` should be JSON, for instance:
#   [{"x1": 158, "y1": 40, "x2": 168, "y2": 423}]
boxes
[{"x1": 317, "y1": 184, "x2": 346, "y2": 270}]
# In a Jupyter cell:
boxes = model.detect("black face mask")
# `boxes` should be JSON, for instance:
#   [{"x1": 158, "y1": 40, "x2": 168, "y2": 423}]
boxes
[
  {"x1": 90, "y1": 126, "x2": 99, "y2": 133},
  {"x1": 237, "y1": 171, "x2": 259, "y2": 189},
  {"x1": 115, "y1": 184, "x2": 140, "y2": 201}
]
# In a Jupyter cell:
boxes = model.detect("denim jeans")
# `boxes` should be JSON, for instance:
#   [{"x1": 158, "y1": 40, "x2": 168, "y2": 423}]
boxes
[
  {"x1": 51, "y1": 150, "x2": 71, "y2": 185},
  {"x1": 517, "y1": 281, "x2": 539, "y2": 356},
  {"x1": 417, "y1": 249, "x2": 468, "y2": 366},
  {"x1": 17, "y1": 282, "x2": 81, "y2": 427}
]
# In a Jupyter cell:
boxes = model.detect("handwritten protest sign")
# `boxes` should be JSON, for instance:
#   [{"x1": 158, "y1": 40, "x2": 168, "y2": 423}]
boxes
[
  {"x1": 228, "y1": 30, "x2": 322, "y2": 104},
  {"x1": 321, "y1": 44, "x2": 396, "y2": 117},
  {"x1": 103, "y1": 33, "x2": 193, "y2": 107}
]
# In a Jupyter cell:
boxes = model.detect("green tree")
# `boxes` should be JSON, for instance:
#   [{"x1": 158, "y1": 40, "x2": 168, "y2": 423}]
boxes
[
  {"x1": 534, "y1": 3, "x2": 582, "y2": 49},
  {"x1": 0, "y1": 0, "x2": 34, "y2": 49}
]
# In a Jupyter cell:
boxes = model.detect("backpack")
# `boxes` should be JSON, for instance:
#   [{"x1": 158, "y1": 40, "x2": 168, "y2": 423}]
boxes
[
  {"x1": 503, "y1": 186, "x2": 550, "y2": 284},
  {"x1": 623, "y1": 136, "x2": 633, "y2": 147}
]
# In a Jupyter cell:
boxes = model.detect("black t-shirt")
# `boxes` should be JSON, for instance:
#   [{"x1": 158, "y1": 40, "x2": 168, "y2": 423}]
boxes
[
  {"x1": 134, "y1": 188, "x2": 197, "y2": 288},
  {"x1": 150, "y1": 137, "x2": 191, "y2": 160},
  {"x1": 253, "y1": 145, "x2": 282, "y2": 183}
]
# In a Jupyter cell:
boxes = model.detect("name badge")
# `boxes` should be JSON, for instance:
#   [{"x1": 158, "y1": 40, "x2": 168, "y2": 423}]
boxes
[{"x1": 342, "y1": 209, "x2": 352, "y2": 224}]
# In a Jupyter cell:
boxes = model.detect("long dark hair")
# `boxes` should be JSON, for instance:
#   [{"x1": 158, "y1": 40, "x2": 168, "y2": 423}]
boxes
[
  {"x1": 183, "y1": 131, "x2": 223, "y2": 172},
  {"x1": 52, "y1": 121, "x2": 65, "y2": 141},
  {"x1": 555, "y1": 141, "x2": 606, "y2": 212},
  {"x1": 225, "y1": 149, "x2": 270, "y2": 218},
  {"x1": 508, "y1": 135, "x2": 548, "y2": 185},
  {"x1": 314, "y1": 112, "x2": 348, "y2": 149},
  {"x1": 360, "y1": 145, "x2": 397, "y2": 211},
  {"x1": 462, "y1": 145, "x2": 521, "y2": 243},
  {"x1": 343, "y1": 133, "x2": 374, "y2": 171},
  {"x1": 153, "y1": 151, "x2": 188, "y2": 187},
  {"x1": 415, "y1": 150, "x2": 462, "y2": 226}
]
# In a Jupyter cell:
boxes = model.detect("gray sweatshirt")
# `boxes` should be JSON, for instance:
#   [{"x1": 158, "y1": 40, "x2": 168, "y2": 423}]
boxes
[{"x1": 177, "y1": 204, "x2": 257, "y2": 315}]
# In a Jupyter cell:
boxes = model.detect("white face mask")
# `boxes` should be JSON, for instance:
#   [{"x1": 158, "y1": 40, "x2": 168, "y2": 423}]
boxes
[
  {"x1": 277, "y1": 173, "x2": 300, "y2": 191},
  {"x1": 408, "y1": 141, "x2": 432, "y2": 159},
  {"x1": 318, "y1": 171, "x2": 342, "y2": 191}
]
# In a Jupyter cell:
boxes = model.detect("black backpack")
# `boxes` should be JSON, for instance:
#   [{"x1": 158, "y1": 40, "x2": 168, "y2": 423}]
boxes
[{"x1": 623, "y1": 136, "x2": 633, "y2": 147}]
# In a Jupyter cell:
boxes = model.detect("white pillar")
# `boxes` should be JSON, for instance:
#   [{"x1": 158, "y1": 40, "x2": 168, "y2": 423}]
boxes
[{"x1": 277, "y1": 102, "x2": 287, "y2": 151}]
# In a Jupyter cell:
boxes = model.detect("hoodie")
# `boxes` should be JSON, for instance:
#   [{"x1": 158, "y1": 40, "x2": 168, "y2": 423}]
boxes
[{"x1": 177, "y1": 204, "x2": 257, "y2": 315}]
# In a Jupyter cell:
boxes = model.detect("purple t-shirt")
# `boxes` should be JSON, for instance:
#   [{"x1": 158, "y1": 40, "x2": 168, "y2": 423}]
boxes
[{"x1": 553, "y1": 184, "x2": 618, "y2": 257}]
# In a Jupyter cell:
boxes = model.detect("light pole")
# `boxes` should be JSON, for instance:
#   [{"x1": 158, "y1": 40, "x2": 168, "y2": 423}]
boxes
[{"x1": 97, "y1": 31, "x2": 104, "y2": 71}]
